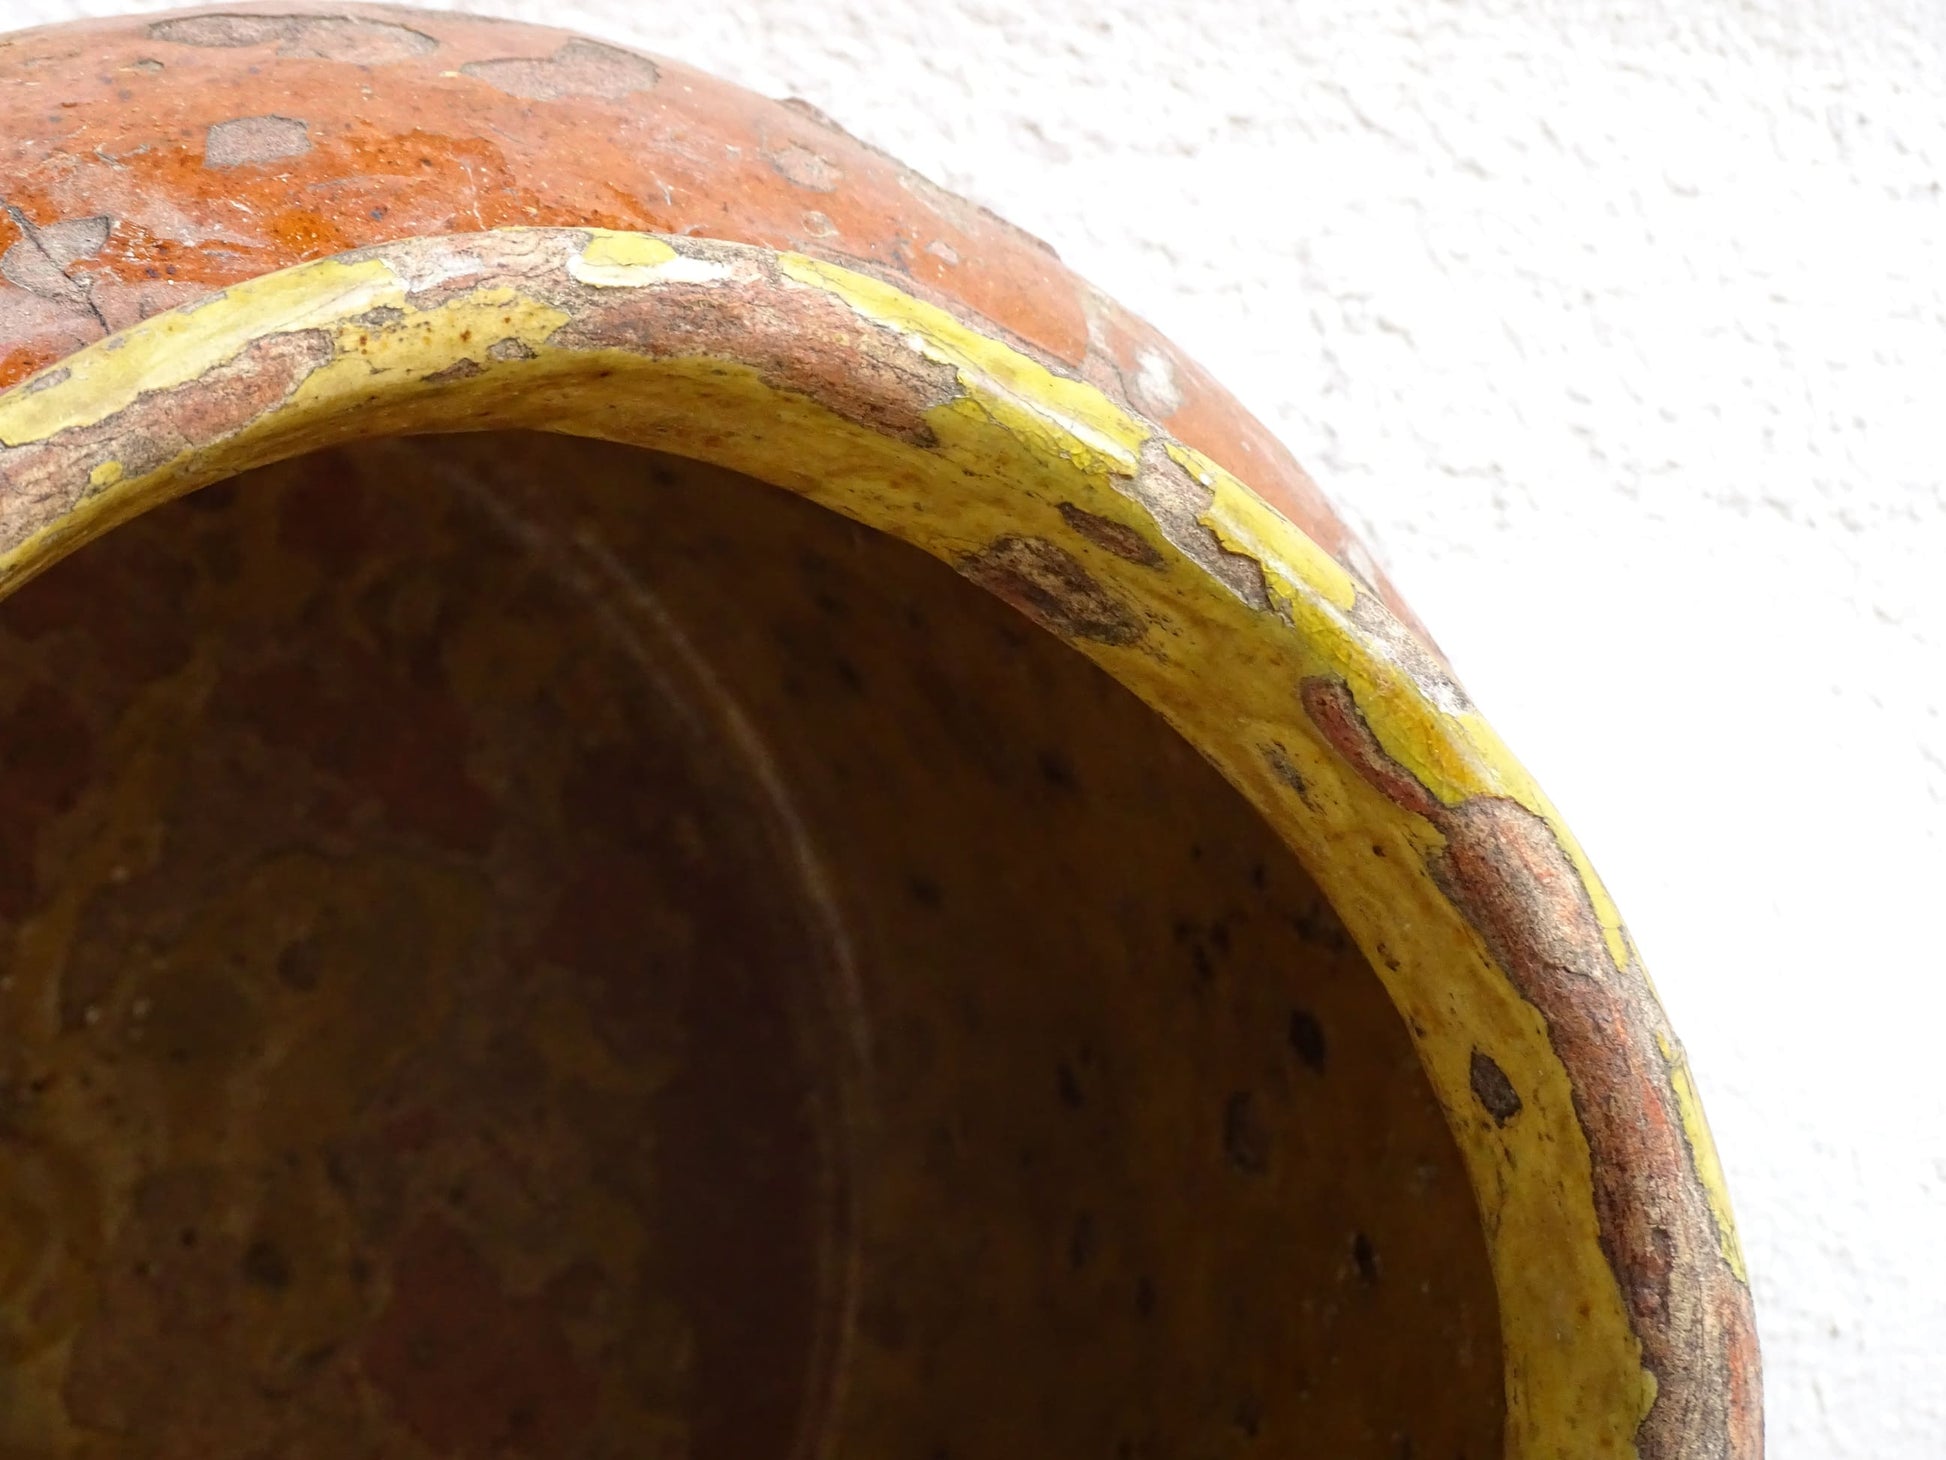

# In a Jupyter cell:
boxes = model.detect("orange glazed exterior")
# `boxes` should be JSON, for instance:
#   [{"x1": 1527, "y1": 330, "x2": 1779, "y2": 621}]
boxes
[{"x1": 0, "y1": 1, "x2": 1425, "y2": 635}]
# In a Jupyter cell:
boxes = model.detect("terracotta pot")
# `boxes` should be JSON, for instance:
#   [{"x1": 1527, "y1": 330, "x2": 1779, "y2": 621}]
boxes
[{"x1": 0, "y1": 7, "x2": 1759, "y2": 1458}]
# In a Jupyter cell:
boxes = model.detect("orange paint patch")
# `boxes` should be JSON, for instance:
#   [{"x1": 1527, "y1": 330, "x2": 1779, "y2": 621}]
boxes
[{"x1": 0, "y1": 342, "x2": 65, "y2": 390}]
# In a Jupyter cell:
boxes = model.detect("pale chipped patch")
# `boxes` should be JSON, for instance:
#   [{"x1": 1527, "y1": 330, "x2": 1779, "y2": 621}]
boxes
[
  {"x1": 0, "y1": 212, "x2": 111, "y2": 321},
  {"x1": 460, "y1": 39, "x2": 658, "y2": 102},
  {"x1": 382, "y1": 245, "x2": 489, "y2": 295},
  {"x1": 148, "y1": 14, "x2": 436, "y2": 63},
  {"x1": 203, "y1": 115, "x2": 311, "y2": 170},
  {"x1": 1129, "y1": 346, "x2": 1182, "y2": 419},
  {"x1": 766, "y1": 142, "x2": 842, "y2": 193}
]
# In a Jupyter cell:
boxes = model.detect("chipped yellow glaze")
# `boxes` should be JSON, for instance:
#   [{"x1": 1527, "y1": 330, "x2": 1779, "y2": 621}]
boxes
[
  {"x1": 565, "y1": 231, "x2": 742, "y2": 289},
  {"x1": 1160, "y1": 440, "x2": 1631, "y2": 973},
  {"x1": 0, "y1": 259, "x2": 400, "y2": 446},
  {"x1": 0, "y1": 228, "x2": 1745, "y2": 1459},
  {"x1": 568, "y1": 230, "x2": 680, "y2": 281},
  {"x1": 1659, "y1": 1032, "x2": 1750, "y2": 1284},
  {"x1": 1175, "y1": 441, "x2": 1359, "y2": 614},
  {"x1": 0, "y1": 271, "x2": 574, "y2": 590},
  {"x1": 780, "y1": 252, "x2": 1148, "y2": 481},
  {"x1": 295, "y1": 286, "x2": 572, "y2": 410}
]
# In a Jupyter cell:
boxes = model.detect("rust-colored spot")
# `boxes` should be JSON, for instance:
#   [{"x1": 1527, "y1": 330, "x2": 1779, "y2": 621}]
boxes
[
  {"x1": 1057, "y1": 501, "x2": 1165, "y2": 568},
  {"x1": 0, "y1": 341, "x2": 71, "y2": 392},
  {"x1": 361, "y1": 1218, "x2": 599, "y2": 1457},
  {"x1": 204, "y1": 115, "x2": 312, "y2": 169},
  {"x1": 148, "y1": 14, "x2": 437, "y2": 62},
  {"x1": 1469, "y1": 1049, "x2": 1523, "y2": 1125},
  {"x1": 961, "y1": 536, "x2": 1145, "y2": 646},
  {"x1": 1298, "y1": 678, "x2": 1443, "y2": 820},
  {"x1": 460, "y1": 39, "x2": 658, "y2": 102},
  {"x1": 767, "y1": 142, "x2": 842, "y2": 193},
  {"x1": 259, "y1": 205, "x2": 356, "y2": 258}
]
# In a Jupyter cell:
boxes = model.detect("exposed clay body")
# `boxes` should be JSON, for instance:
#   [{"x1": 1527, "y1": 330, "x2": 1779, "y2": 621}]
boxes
[{"x1": 1302, "y1": 677, "x2": 1761, "y2": 1456}]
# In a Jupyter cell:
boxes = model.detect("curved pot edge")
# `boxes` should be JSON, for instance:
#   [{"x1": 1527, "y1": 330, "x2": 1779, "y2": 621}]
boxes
[{"x1": 0, "y1": 223, "x2": 1760, "y2": 1460}]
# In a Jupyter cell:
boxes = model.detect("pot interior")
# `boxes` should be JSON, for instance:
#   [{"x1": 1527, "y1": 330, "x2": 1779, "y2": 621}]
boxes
[{"x1": 0, "y1": 431, "x2": 1500, "y2": 1458}]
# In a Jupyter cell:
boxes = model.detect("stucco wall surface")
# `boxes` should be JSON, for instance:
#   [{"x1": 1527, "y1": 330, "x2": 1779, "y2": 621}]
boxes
[{"x1": 8, "y1": 1, "x2": 1945, "y2": 1456}]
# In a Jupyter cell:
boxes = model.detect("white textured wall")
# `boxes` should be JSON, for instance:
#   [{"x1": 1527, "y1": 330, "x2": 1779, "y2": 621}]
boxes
[{"x1": 16, "y1": 1, "x2": 1946, "y2": 1454}]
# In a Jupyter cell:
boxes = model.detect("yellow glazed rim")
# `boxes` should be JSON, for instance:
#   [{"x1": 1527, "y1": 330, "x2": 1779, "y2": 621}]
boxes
[{"x1": 0, "y1": 227, "x2": 1757, "y2": 1460}]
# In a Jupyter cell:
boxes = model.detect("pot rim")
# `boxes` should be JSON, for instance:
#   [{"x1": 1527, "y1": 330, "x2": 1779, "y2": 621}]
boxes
[{"x1": 0, "y1": 223, "x2": 1758, "y2": 1459}]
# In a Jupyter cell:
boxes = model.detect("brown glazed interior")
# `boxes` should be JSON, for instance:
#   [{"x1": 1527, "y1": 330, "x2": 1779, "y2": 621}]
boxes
[{"x1": 0, "y1": 432, "x2": 1502, "y2": 1457}]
